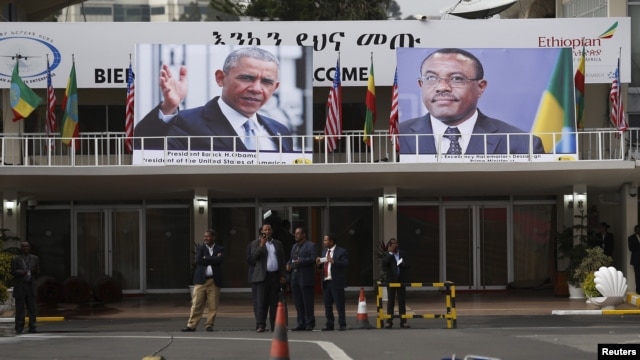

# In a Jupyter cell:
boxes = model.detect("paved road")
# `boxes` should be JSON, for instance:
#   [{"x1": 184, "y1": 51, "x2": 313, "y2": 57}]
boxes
[{"x1": 2, "y1": 314, "x2": 639, "y2": 359}]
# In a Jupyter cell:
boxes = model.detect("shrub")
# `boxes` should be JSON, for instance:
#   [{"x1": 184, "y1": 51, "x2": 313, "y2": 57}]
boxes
[
  {"x1": 575, "y1": 247, "x2": 612, "y2": 288},
  {"x1": 582, "y1": 272, "x2": 602, "y2": 298}
]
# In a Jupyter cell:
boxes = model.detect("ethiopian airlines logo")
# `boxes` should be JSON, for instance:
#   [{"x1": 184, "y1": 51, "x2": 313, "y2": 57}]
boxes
[
  {"x1": 598, "y1": 22, "x2": 618, "y2": 39},
  {"x1": 0, "y1": 34, "x2": 61, "y2": 82}
]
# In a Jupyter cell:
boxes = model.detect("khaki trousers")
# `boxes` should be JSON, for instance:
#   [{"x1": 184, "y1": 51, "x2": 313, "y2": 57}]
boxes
[{"x1": 186, "y1": 278, "x2": 220, "y2": 329}]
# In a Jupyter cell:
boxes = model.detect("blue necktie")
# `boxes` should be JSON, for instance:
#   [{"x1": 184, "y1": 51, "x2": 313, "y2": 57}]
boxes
[
  {"x1": 444, "y1": 127, "x2": 462, "y2": 154},
  {"x1": 243, "y1": 120, "x2": 256, "y2": 150}
]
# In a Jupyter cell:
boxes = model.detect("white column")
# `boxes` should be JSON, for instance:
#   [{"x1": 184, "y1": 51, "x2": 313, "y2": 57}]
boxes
[{"x1": 193, "y1": 188, "x2": 209, "y2": 245}]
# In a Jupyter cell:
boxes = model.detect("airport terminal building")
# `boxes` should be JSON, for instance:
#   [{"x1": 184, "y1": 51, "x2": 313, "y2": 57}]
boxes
[{"x1": 1, "y1": 2, "x2": 640, "y2": 297}]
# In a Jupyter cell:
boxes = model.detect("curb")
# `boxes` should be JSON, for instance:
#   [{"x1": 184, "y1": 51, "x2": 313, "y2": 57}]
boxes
[{"x1": 552, "y1": 293, "x2": 640, "y2": 316}]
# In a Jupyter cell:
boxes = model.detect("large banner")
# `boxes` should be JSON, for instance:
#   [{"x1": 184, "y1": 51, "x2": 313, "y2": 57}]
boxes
[
  {"x1": 397, "y1": 47, "x2": 577, "y2": 163},
  {"x1": 132, "y1": 44, "x2": 313, "y2": 165},
  {"x1": 0, "y1": 18, "x2": 631, "y2": 88}
]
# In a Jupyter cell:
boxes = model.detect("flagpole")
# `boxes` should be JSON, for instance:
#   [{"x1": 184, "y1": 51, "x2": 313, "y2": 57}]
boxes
[{"x1": 17, "y1": 58, "x2": 25, "y2": 165}]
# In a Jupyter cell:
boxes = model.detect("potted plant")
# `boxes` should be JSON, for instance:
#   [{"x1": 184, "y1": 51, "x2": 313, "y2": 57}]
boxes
[
  {"x1": 0, "y1": 228, "x2": 20, "y2": 309},
  {"x1": 574, "y1": 247, "x2": 612, "y2": 297},
  {"x1": 556, "y1": 210, "x2": 595, "y2": 298}
]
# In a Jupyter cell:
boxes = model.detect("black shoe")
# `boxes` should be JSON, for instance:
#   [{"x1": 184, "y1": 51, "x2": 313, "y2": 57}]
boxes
[
  {"x1": 338, "y1": 326, "x2": 347, "y2": 331},
  {"x1": 181, "y1": 327, "x2": 195, "y2": 332},
  {"x1": 291, "y1": 326, "x2": 306, "y2": 331},
  {"x1": 15, "y1": 329, "x2": 23, "y2": 335},
  {"x1": 305, "y1": 326, "x2": 314, "y2": 331},
  {"x1": 28, "y1": 329, "x2": 39, "y2": 333},
  {"x1": 205, "y1": 326, "x2": 213, "y2": 332},
  {"x1": 256, "y1": 327, "x2": 265, "y2": 333},
  {"x1": 321, "y1": 327, "x2": 334, "y2": 331}
]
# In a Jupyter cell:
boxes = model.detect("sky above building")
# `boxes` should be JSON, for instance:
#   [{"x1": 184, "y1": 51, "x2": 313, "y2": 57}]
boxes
[{"x1": 395, "y1": 0, "x2": 459, "y2": 19}]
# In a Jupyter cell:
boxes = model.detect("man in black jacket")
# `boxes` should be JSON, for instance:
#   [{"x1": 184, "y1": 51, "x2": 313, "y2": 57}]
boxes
[
  {"x1": 182, "y1": 230, "x2": 224, "y2": 332},
  {"x1": 12, "y1": 241, "x2": 39, "y2": 334},
  {"x1": 382, "y1": 238, "x2": 410, "y2": 329}
]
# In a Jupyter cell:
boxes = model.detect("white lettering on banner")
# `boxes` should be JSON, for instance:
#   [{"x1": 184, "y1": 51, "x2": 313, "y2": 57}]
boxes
[{"x1": 0, "y1": 18, "x2": 630, "y2": 88}]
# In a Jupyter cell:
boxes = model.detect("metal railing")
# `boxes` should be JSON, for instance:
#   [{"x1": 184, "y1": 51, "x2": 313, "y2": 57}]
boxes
[{"x1": 0, "y1": 129, "x2": 636, "y2": 167}]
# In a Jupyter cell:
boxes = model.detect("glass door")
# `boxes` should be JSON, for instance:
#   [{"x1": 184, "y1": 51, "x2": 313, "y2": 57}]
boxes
[
  {"x1": 75, "y1": 209, "x2": 142, "y2": 293},
  {"x1": 444, "y1": 205, "x2": 508, "y2": 290}
]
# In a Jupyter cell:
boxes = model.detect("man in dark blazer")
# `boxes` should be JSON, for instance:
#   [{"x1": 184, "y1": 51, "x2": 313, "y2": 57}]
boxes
[
  {"x1": 596, "y1": 222, "x2": 615, "y2": 258},
  {"x1": 399, "y1": 48, "x2": 545, "y2": 155},
  {"x1": 628, "y1": 225, "x2": 640, "y2": 293},
  {"x1": 248, "y1": 223, "x2": 286, "y2": 333},
  {"x1": 134, "y1": 46, "x2": 293, "y2": 152},
  {"x1": 11, "y1": 241, "x2": 39, "y2": 334},
  {"x1": 316, "y1": 233, "x2": 349, "y2": 331},
  {"x1": 381, "y1": 238, "x2": 410, "y2": 329},
  {"x1": 182, "y1": 229, "x2": 224, "y2": 332},
  {"x1": 287, "y1": 226, "x2": 317, "y2": 331}
]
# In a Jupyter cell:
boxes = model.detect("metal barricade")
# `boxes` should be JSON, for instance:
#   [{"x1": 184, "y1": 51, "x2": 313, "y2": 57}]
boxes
[{"x1": 376, "y1": 281, "x2": 457, "y2": 329}]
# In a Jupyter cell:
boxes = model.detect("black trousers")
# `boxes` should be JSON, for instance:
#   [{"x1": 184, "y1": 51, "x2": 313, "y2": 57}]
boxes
[
  {"x1": 291, "y1": 278, "x2": 315, "y2": 328},
  {"x1": 14, "y1": 284, "x2": 37, "y2": 332},
  {"x1": 386, "y1": 285, "x2": 407, "y2": 323},
  {"x1": 634, "y1": 264, "x2": 640, "y2": 292},
  {"x1": 322, "y1": 280, "x2": 346, "y2": 329},
  {"x1": 254, "y1": 271, "x2": 280, "y2": 329}
]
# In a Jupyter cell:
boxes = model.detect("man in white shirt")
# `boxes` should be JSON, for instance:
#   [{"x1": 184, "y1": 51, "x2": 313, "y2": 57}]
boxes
[{"x1": 135, "y1": 47, "x2": 293, "y2": 152}]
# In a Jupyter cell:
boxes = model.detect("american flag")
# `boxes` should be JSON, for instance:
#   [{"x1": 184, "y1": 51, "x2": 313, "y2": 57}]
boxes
[
  {"x1": 609, "y1": 57, "x2": 627, "y2": 132},
  {"x1": 388, "y1": 67, "x2": 399, "y2": 152},
  {"x1": 46, "y1": 58, "x2": 57, "y2": 150},
  {"x1": 125, "y1": 61, "x2": 135, "y2": 153},
  {"x1": 324, "y1": 56, "x2": 342, "y2": 152}
]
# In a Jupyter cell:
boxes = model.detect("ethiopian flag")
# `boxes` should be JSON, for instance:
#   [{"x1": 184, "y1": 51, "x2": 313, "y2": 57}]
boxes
[
  {"x1": 531, "y1": 48, "x2": 576, "y2": 154},
  {"x1": 61, "y1": 61, "x2": 79, "y2": 147},
  {"x1": 10, "y1": 61, "x2": 43, "y2": 121},
  {"x1": 363, "y1": 54, "x2": 376, "y2": 146},
  {"x1": 574, "y1": 47, "x2": 585, "y2": 130}
]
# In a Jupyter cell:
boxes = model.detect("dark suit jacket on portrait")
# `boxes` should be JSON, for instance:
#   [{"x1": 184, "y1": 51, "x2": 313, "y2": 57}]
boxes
[
  {"x1": 398, "y1": 110, "x2": 545, "y2": 155},
  {"x1": 320, "y1": 246, "x2": 349, "y2": 290},
  {"x1": 192, "y1": 243, "x2": 224, "y2": 287},
  {"x1": 248, "y1": 238, "x2": 286, "y2": 284},
  {"x1": 134, "y1": 96, "x2": 293, "y2": 152}
]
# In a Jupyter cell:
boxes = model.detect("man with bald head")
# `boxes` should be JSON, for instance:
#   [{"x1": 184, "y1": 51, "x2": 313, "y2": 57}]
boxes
[{"x1": 399, "y1": 48, "x2": 544, "y2": 155}]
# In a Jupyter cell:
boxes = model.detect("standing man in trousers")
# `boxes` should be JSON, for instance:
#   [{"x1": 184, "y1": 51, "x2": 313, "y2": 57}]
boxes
[
  {"x1": 382, "y1": 238, "x2": 410, "y2": 328},
  {"x1": 12, "y1": 241, "x2": 39, "y2": 334},
  {"x1": 287, "y1": 226, "x2": 316, "y2": 331},
  {"x1": 316, "y1": 233, "x2": 349, "y2": 331},
  {"x1": 249, "y1": 223, "x2": 286, "y2": 333},
  {"x1": 628, "y1": 225, "x2": 640, "y2": 293},
  {"x1": 182, "y1": 229, "x2": 224, "y2": 332}
]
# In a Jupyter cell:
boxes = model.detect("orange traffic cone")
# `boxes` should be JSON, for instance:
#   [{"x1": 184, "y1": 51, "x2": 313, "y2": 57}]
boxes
[
  {"x1": 269, "y1": 301, "x2": 290, "y2": 360},
  {"x1": 355, "y1": 287, "x2": 372, "y2": 329}
]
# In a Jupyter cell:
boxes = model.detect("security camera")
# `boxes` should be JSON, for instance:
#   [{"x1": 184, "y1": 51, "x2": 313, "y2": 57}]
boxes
[
  {"x1": 630, "y1": 183, "x2": 638, "y2": 198},
  {"x1": 415, "y1": 13, "x2": 428, "y2": 21},
  {"x1": 27, "y1": 199, "x2": 37, "y2": 209}
]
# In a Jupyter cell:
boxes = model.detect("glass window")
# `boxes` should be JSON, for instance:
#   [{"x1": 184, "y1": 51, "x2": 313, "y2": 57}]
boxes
[
  {"x1": 328, "y1": 205, "x2": 373, "y2": 286},
  {"x1": 83, "y1": 7, "x2": 112, "y2": 16},
  {"x1": 26, "y1": 209, "x2": 71, "y2": 283},
  {"x1": 396, "y1": 205, "x2": 440, "y2": 283},
  {"x1": 211, "y1": 207, "x2": 256, "y2": 288},
  {"x1": 512, "y1": 204, "x2": 556, "y2": 283},
  {"x1": 145, "y1": 207, "x2": 191, "y2": 289}
]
